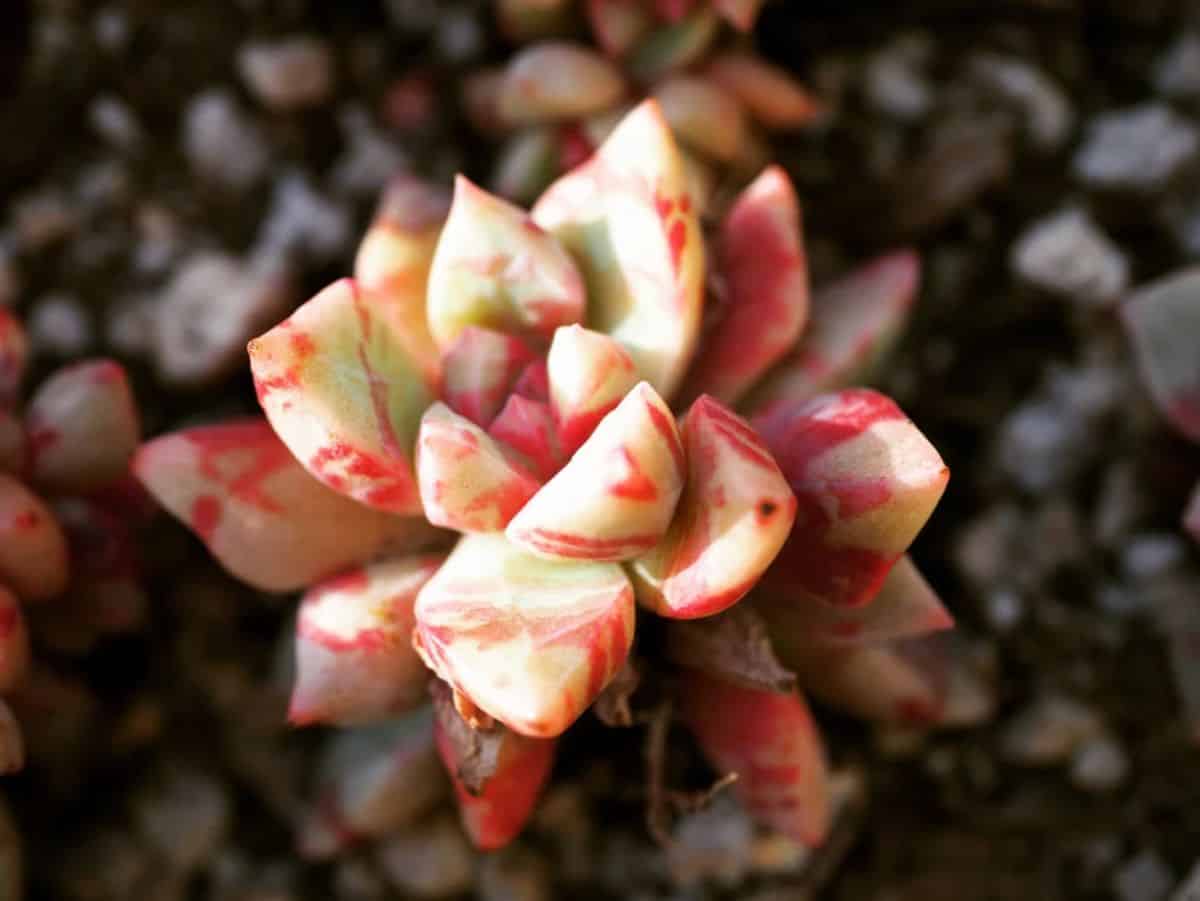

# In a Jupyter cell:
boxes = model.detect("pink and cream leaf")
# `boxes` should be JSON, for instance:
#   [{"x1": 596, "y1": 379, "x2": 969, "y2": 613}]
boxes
[
  {"x1": 546, "y1": 324, "x2": 640, "y2": 456},
  {"x1": 488, "y1": 395, "x2": 565, "y2": 481},
  {"x1": 440, "y1": 326, "x2": 536, "y2": 428},
  {"x1": 496, "y1": 42, "x2": 626, "y2": 125}
]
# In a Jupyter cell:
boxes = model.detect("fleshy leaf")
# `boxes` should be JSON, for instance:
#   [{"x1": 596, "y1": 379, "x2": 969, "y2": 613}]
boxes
[
  {"x1": 25, "y1": 359, "x2": 140, "y2": 494},
  {"x1": 488, "y1": 395, "x2": 565, "y2": 481},
  {"x1": 299, "y1": 711, "x2": 447, "y2": 860},
  {"x1": 441, "y1": 327, "x2": 535, "y2": 428},
  {"x1": 416, "y1": 403, "x2": 543, "y2": 533},
  {"x1": 492, "y1": 129, "x2": 561, "y2": 205},
  {"x1": 533, "y1": 100, "x2": 705, "y2": 401},
  {"x1": 496, "y1": 42, "x2": 625, "y2": 125},
  {"x1": 653, "y1": 76, "x2": 747, "y2": 163},
  {"x1": 757, "y1": 555, "x2": 954, "y2": 649},
  {"x1": 353, "y1": 174, "x2": 451, "y2": 368},
  {"x1": 631, "y1": 396, "x2": 796, "y2": 618},
  {"x1": 680, "y1": 669, "x2": 830, "y2": 846},
  {"x1": 512, "y1": 358, "x2": 550, "y2": 403},
  {"x1": 679, "y1": 166, "x2": 809, "y2": 406},
  {"x1": 414, "y1": 533, "x2": 635, "y2": 737},
  {"x1": 290, "y1": 555, "x2": 445, "y2": 727},
  {"x1": 547, "y1": 324, "x2": 640, "y2": 455},
  {"x1": 1120, "y1": 267, "x2": 1200, "y2": 442},
  {"x1": 665, "y1": 604, "x2": 796, "y2": 693},
  {"x1": 249, "y1": 278, "x2": 435, "y2": 514},
  {"x1": 712, "y1": 0, "x2": 766, "y2": 31},
  {"x1": 0, "y1": 474, "x2": 69, "y2": 603},
  {"x1": 747, "y1": 251, "x2": 920, "y2": 412},
  {"x1": 705, "y1": 52, "x2": 823, "y2": 129},
  {"x1": 432, "y1": 680, "x2": 556, "y2": 850},
  {"x1": 428, "y1": 176, "x2": 585, "y2": 349},
  {"x1": 586, "y1": 0, "x2": 653, "y2": 57},
  {"x1": 133, "y1": 419, "x2": 441, "y2": 592},
  {"x1": 507, "y1": 382, "x2": 684, "y2": 561},
  {"x1": 0, "y1": 588, "x2": 29, "y2": 694},
  {"x1": 626, "y1": 10, "x2": 718, "y2": 84},
  {"x1": 753, "y1": 389, "x2": 949, "y2": 608},
  {"x1": 0, "y1": 309, "x2": 27, "y2": 410}
]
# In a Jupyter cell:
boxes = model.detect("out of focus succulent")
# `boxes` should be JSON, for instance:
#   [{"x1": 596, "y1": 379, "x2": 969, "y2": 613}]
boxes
[
  {"x1": 466, "y1": 0, "x2": 822, "y2": 207},
  {"x1": 136, "y1": 101, "x2": 962, "y2": 854},
  {"x1": 0, "y1": 307, "x2": 144, "y2": 773}
]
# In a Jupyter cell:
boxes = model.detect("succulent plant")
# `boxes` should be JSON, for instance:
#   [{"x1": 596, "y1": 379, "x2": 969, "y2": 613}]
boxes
[
  {"x1": 467, "y1": 0, "x2": 822, "y2": 207},
  {"x1": 136, "y1": 100, "x2": 957, "y2": 853},
  {"x1": 0, "y1": 307, "x2": 144, "y2": 773}
]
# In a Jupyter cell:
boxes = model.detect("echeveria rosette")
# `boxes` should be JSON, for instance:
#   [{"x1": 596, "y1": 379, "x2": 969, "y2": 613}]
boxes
[
  {"x1": 471, "y1": 0, "x2": 823, "y2": 207},
  {"x1": 135, "y1": 100, "x2": 954, "y2": 851}
]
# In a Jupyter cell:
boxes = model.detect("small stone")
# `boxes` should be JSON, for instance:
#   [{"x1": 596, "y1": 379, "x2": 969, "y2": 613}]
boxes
[
  {"x1": 1073, "y1": 104, "x2": 1199, "y2": 198},
  {"x1": 133, "y1": 763, "x2": 231, "y2": 873},
  {"x1": 967, "y1": 52, "x2": 1074, "y2": 152},
  {"x1": 1070, "y1": 735, "x2": 1130, "y2": 792},
  {"x1": 255, "y1": 172, "x2": 352, "y2": 266},
  {"x1": 1097, "y1": 583, "x2": 1147, "y2": 618},
  {"x1": 28, "y1": 295, "x2": 92, "y2": 358},
  {"x1": 984, "y1": 588, "x2": 1024, "y2": 632},
  {"x1": 863, "y1": 37, "x2": 935, "y2": 121},
  {"x1": 1172, "y1": 861, "x2": 1200, "y2": 901},
  {"x1": 478, "y1": 846, "x2": 551, "y2": 901},
  {"x1": 436, "y1": 8, "x2": 485, "y2": 64},
  {"x1": 667, "y1": 795, "x2": 755, "y2": 888},
  {"x1": 995, "y1": 398, "x2": 1083, "y2": 494},
  {"x1": 1010, "y1": 208, "x2": 1128, "y2": 307},
  {"x1": 89, "y1": 95, "x2": 143, "y2": 152},
  {"x1": 331, "y1": 107, "x2": 410, "y2": 198},
  {"x1": 74, "y1": 160, "x2": 132, "y2": 213},
  {"x1": 374, "y1": 815, "x2": 474, "y2": 899},
  {"x1": 1114, "y1": 851, "x2": 1174, "y2": 901},
  {"x1": 955, "y1": 505, "x2": 1023, "y2": 590},
  {"x1": 182, "y1": 91, "x2": 270, "y2": 190},
  {"x1": 1121, "y1": 533, "x2": 1188, "y2": 584},
  {"x1": 11, "y1": 190, "x2": 75, "y2": 251},
  {"x1": 1001, "y1": 695, "x2": 1104, "y2": 765},
  {"x1": 238, "y1": 37, "x2": 334, "y2": 111},
  {"x1": 105, "y1": 295, "x2": 156, "y2": 357},
  {"x1": 1093, "y1": 460, "x2": 1146, "y2": 548},
  {"x1": 532, "y1": 786, "x2": 592, "y2": 884},
  {"x1": 1155, "y1": 34, "x2": 1200, "y2": 105},
  {"x1": 93, "y1": 6, "x2": 130, "y2": 53}
]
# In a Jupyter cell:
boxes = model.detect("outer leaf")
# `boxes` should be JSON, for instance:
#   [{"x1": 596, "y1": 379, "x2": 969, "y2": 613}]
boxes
[
  {"x1": 249, "y1": 278, "x2": 435, "y2": 514},
  {"x1": 488, "y1": 395, "x2": 565, "y2": 481},
  {"x1": 416, "y1": 403, "x2": 542, "y2": 533},
  {"x1": 299, "y1": 711, "x2": 447, "y2": 860},
  {"x1": 1120, "y1": 267, "x2": 1200, "y2": 442},
  {"x1": 533, "y1": 100, "x2": 705, "y2": 401},
  {"x1": 0, "y1": 474, "x2": 69, "y2": 603},
  {"x1": 0, "y1": 308, "x2": 27, "y2": 410},
  {"x1": 680, "y1": 669, "x2": 830, "y2": 846},
  {"x1": 133, "y1": 419, "x2": 440, "y2": 592},
  {"x1": 428, "y1": 176, "x2": 585, "y2": 349},
  {"x1": 753, "y1": 389, "x2": 949, "y2": 608},
  {"x1": 586, "y1": 0, "x2": 653, "y2": 57},
  {"x1": 0, "y1": 588, "x2": 29, "y2": 694},
  {"x1": 756, "y1": 554, "x2": 954, "y2": 649},
  {"x1": 414, "y1": 533, "x2": 635, "y2": 737},
  {"x1": 441, "y1": 327, "x2": 535, "y2": 428},
  {"x1": 747, "y1": 251, "x2": 920, "y2": 412},
  {"x1": 632, "y1": 396, "x2": 796, "y2": 619},
  {"x1": 627, "y1": 10, "x2": 718, "y2": 84},
  {"x1": 653, "y1": 76, "x2": 747, "y2": 163},
  {"x1": 507, "y1": 382, "x2": 684, "y2": 561},
  {"x1": 547, "y1": 324, "x2": 640, "y2": 455},
  {"x1": 712, "y1": 0, "x2": 766, "y2": 31},
  {"x1": 679, "y1": 166, "x2": 809, "y2": 406},
  {"x1": 496, "y1": 42, "x2": 625, "y2": 125},
  {"x1": 25, "y1": 359, "x2": 140, "y2": 494},
  {"x1": 432, "y1": 681, "x2": 557, "y2": 851},
  {"x1": 705, "y1": 52, "x2": 823, "y2": 129},
  {"x1": 353, "y1": 174, "x2": 450, "y2": 368},
  {"x1": 290, "y1": 555, "x2": 445, "y2": 727},
  {"x1": 492, "y1": 129, "x2": 561, "y2": 205}
]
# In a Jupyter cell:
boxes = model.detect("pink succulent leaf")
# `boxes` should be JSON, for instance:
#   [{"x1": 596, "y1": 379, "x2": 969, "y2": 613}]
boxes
[
  {"x1": 353, "y1": 174, "x2": 451, "y2": 369},
  {"x1": 0, "y1": 411, "x2": 25, "y2": 476},
  {"x1": 586, "y1": 0, "x2": 653, "y2": 57},
  {"x1": 631, "y1": 396, "x2": 796, "y2": 619},
  {"x1": 512, "y1": 358, "x2": 551, "y2": 403},
  {"x1": 0, "y1": 308, "x2": 28, "y2": 411},
  {"x1": 679, "y1": 166, "x2": 809, "y2": 407},
  {"x1": 25, "y1": 359, "x2": 140, "y2": 494},
  {"x1": 488, "y1": 395, "x2": 565, "y2": 481},
  {"x1": 756, "y1": 554, "x2": 954, "y2": 649},
  {"x1": 432, "y1": 679, "x2": 557, "y2": 851},
  {"x1": 752, "y1": 389, "x2": 949, "y2": 608},
  {"x1": 428, "y1": 175, "x2": 586, "y2": 349},
  {"x1": 1120, "y1": 267, "x2": 1200, "y2": 442},
  {"x1": 680, "y1": 668, "x2": 830, "y2": 846},
  {"x1": 133, "y1": 419, "x2": 442, "y2": 592},
  {"x1": 441, "y1": 326, "x2": 536, "y2": 428},
  {"x1": 249, "y1": 278, "x2": 436, "y2": 515},
  {"x1": 705, "y1": 52, "x2": 824, "y2": 129},
  {"x1": 496, "y1": 42, "x2": 625, "y2": 126},
  {"x1": 626, "y1": 10, "x2": 719, "y2": 84},
  {"x1": 507, "y1": 382, "x2": 685, "y2": 561},
  {"x1": 299, "y1": 709, "x2": 447, "y2": 860},
  {"x1": 414, "y1": 533, "x2": 636, "y2": 737},
  {"x1": 653, "y1": 76, "x2": 747, "y2": 164},
  {"x1": 416, "y1": 403, "x2": 543, "y2": 533},
  {"x1": 665, "y1": 604, "x2": 796, "y2": 693},
  {"x1": 0, "y1": 587, "x2": 29, "y2": 694},
  {"x1": 1185, "y1": 481, "x2": 1200, "y2": 544},
  {"x1": 0, "y1": 474, "x2": 69, "y2": 603},
  {"x1": 654, "y1": 0, "x2": 699, "y2": 23},
  {"x1": 547, "y1": 324, "x2": 640, "y2": 456},
  {"x1": 290, "y1": 555, "x2": 445, "y2": 727},
  {"x1": 711, "y1": 0, "x2": 766, "y2": 31},
  {"x1": 747, "y1": 251, "x2": 921, "y2": 412},
  {"x1": 533, "y1": 99, "x2": 705, "y2": 401}
]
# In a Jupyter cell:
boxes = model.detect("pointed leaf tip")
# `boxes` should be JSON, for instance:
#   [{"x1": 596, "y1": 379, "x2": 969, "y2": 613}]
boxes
[{"x1": 547, "y1": 324, "x2": 640, "y2": 456}]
